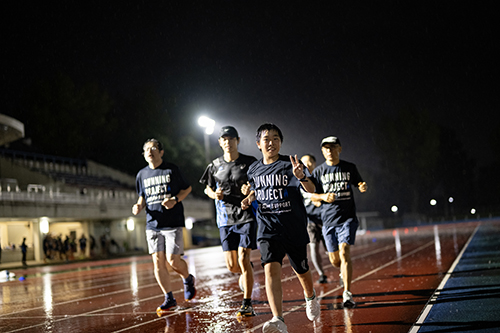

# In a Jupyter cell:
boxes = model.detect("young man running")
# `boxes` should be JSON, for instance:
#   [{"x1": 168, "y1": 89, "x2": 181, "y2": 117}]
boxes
[
  {"x1": 242, "y1": 123, "x2": 320, "y2": 333},
  {"x1": 132, "y1": 138, "x2": 196, "y2": 317},
  {"x1": 311, "y1": 136, "x2": 368, "y2": 308},
  {"x1": 200, "y1": 125, "x2": 258, "y2": 317},
  {"x1": 300, "y1": 154, "x2": 328, "y2": 284}
]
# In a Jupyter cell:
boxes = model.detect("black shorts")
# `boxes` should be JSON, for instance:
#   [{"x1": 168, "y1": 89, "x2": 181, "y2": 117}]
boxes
[
  {"x1": 219, "y1": 222, "x2": 257, "y2": 251},
  {"x1": 259, "y1": 238, "x2": 310, "y2": 275}
]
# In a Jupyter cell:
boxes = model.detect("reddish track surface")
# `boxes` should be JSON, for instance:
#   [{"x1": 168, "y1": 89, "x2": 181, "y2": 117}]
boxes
[{"x1": 0, "y1": 221, "x2": 482, "y2": 332}]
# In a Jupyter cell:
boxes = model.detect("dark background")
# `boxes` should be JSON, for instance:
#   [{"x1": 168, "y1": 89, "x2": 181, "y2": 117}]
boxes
[{"x1": 2, "y1": 1, "x2": 498, "y2": 217}]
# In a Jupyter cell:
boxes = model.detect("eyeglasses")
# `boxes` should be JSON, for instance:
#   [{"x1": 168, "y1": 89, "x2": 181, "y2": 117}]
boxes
[{"x1": 143, "y1": 146, "x2": 158, "y2": 154}]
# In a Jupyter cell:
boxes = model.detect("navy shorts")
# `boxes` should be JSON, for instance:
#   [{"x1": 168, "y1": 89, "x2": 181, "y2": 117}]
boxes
[
  {"x1": 323, "y1": 218, "x2": 359, "y2": 253},
  {"x1": 219, "y1": 221, "x2": 257, "y2": 252},
  {"x1": 259, "y1": 238, "x2": 310, "y2": 275}
]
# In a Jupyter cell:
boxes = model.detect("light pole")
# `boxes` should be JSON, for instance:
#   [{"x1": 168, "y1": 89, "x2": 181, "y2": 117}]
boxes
[{"x1": 198, "y1": 116, "x2": 215, "y2": 164}]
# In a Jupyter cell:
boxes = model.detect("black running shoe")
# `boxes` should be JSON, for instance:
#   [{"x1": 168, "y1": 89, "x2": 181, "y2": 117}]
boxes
[{"x1": 236, "y1": 304, "x2": 256, "y2": 317}]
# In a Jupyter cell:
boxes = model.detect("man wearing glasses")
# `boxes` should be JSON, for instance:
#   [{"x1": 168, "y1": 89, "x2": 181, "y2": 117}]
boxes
[{"x1": 132, "y1": 138, "x2": 196, "y2": 316}]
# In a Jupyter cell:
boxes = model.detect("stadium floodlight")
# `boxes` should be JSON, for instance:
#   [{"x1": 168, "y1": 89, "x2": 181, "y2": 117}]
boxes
[
  {"x1": 198, "y1": 116, "x2": 215, "y2": 163},
  {"x1": 198, "y1": 116, "x2": 215, "y2": 135}
]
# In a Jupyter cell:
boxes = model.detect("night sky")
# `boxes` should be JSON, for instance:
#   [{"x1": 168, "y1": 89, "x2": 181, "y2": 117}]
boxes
[{"x1": 2, "y1": 1, "x2": 498, "y2": 175}]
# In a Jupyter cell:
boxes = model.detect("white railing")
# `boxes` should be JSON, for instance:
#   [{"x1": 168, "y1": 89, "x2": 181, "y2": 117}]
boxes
[{"x1": 0, "y1": 189, "x2": 137, "y2": 205}]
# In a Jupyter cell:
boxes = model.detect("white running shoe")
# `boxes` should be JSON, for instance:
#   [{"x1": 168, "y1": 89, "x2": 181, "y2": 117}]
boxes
[
  {"x1": 305, "y1": 290, "x2": 321, "y2": 321},
  {"x1": 343, "y1": 290, "x2": 356, "y2": 308},
  {"x1": 262, "y1": 316, "x2": 288, "y2": 333}
]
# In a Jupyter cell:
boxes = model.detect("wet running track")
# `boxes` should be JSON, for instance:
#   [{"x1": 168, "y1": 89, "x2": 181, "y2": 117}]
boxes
[{"x1": 1, "y1": 220, "x2": 499, "y2": 332}]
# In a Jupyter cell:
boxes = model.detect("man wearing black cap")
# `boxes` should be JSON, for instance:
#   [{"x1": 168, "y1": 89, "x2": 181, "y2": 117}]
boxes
[
  {"x1": 311, "y1": 136, "x2": 368, "y2": 308},
  {"x1": 199, "y1": 126, "x2": 258, "y2": 318}
]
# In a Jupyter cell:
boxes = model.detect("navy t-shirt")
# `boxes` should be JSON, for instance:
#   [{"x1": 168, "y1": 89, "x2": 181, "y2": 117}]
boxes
[
  {"x1": 199, "y1": 153, "x2": 257, "y2": 228},
  {"x1": 312, "y1": 160, "x2": 363, "y2": 226},
  {"x1": 247, "y1": 155, "x2": 310, "y2": 245},
  {"x1": 136, "y1": 161, "x2": 190, "y2": 230}
]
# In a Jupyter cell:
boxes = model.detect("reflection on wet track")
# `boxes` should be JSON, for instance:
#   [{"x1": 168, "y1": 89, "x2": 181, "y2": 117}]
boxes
[{"x1": 0, "y1": 220, "x2": 496, "y2": 332}]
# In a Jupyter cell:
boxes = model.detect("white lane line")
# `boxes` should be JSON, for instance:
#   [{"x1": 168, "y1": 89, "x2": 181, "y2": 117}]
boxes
[
  {"x1": 407, "y1": 224, "x2": 480, "y2": 333},
  {"x1": 244, "y1": 241, "x2": 437, "y2": 332},
  {"x1": 0, "y1": 241, "x2": 415, "y2": 332},
  {"x1": 111, "y1": 244, "x2": 397, "y2": 332}
]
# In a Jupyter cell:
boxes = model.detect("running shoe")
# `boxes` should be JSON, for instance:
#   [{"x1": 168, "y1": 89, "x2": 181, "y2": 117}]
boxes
[
  {"x1": 183, "y1": 274, "x2": 196, "y2": 301},
  {"x1": 317, "y1": 274, "x2": 328, "y2": 284},
  {"x1": 305, "y1": 290, "x2": 320, "y2": 321},
  {"x1": 236, "y1": 304, "x2": 256, "y2": 317},
  {"x1": 343, "y1": 290, "x2": 356, "y2": 308},
  {"x1": 156, "y1": 298, "x2": 177, "y2": 317},
  {"x1": 262, "y1": 317, "x2": 288, "y2": 333}
]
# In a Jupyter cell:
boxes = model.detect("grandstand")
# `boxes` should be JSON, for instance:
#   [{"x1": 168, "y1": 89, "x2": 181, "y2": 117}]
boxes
[{"x1": 0, "y1": 144, "x2": 212, "y2": 265}]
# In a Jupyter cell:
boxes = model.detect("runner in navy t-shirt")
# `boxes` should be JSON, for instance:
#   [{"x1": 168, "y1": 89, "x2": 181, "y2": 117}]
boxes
[
  {"x1": 132, "y1": 138, "x2": 196, "y2": 316},
  {"x1": 200, "y1": 126, "x2": 257, "y2": 318},
  {"x1": 241, "y1": 123, "x2": 320, "y2": 332},
  {"x1": 311, "y1": 136, "x2": 368, "y2": 308}
]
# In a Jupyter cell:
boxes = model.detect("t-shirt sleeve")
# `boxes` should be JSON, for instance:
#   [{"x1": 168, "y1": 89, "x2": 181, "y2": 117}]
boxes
[
  {"x1": 247, "y1": 168, "x2": 255, "y2": 192},
  {"x1": 199, "y1": 163, "x2": 215, "y2": 189},
  {"x1": 136, "y1": 173, "x2": 144, "y2": 197},
  {"x1": 311, "y1": 168, "x2": 324, "y2": 194},
  {"x1": 351, "y1": 165, "x2": 364, "y2": 186}
]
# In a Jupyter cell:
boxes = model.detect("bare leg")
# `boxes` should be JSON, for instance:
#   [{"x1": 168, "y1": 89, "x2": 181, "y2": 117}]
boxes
[
  {"x1": 339, "y1": 243, "x2": 352, "y2": 292},
  {"x1": 166, "y1": 253, "x2": 190, "y2": 280},
  {"x1": 309, "y1": 242, "x2": 325, "y2": 276},
  {"x1": 152, "y1": 251, "x2": 171, "y2": 294},
  {"x1": 328, "y1": 243, "x2": 352, "y2": 291},
  {"x1": 295, "y1": 268, "x2": 315, "y2": 298},
  {"x1": 224, "y1": 250, "x2": 242, "y2": 274},
  {"x1": 238, "y1": 247, "x2": 254, "y2": 299},
  {"x1": 264, "y1": 262, "x2": 283, "y2": 317}
]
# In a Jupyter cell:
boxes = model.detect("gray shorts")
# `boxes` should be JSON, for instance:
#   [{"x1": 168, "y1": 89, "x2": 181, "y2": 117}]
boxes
[{"x1": 146, "y1": 228, "x2": 184, "y2": 255}]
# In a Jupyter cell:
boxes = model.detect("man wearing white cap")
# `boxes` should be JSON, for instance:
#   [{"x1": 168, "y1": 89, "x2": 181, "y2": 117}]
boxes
[{"x1": 311, "y1": 136, "x2": 368, "y2": 308}]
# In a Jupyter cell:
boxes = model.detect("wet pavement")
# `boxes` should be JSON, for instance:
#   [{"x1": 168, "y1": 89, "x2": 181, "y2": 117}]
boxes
[{"x1": 1, "y1": 220, "x2": 498, "y2": 332}]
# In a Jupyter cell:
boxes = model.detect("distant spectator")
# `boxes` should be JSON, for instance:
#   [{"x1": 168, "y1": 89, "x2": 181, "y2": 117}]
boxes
[
  {"x1": 21, "y1": 238, "x2": 28, "y2": 266},
  {"x1": 100, "y1": 234, "x2": 109, "y2": 257},
  {"x1": 43, "y1": 234, "x2": 52, "y2": 262},
  {"x1": 79, "y1": 234, "x2": 87, "y2": 257},
  {"x1": 57, "y1": 235, "x2": 66, "y2": 261},
  {"x1": 70, "y1": 236, "x2": 77, "y2": 260},
  {"x1": 89, "y1": 235, "x2": 96, "y2": 258}
]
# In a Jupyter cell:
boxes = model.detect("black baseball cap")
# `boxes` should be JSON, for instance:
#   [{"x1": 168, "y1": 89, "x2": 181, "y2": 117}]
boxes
[
  {"x1": 219, "y1": 126, "x2": 239, "y2": 138},
  {"x1": 321, "y1": 136, "x2": 341, "y2": 147}
]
